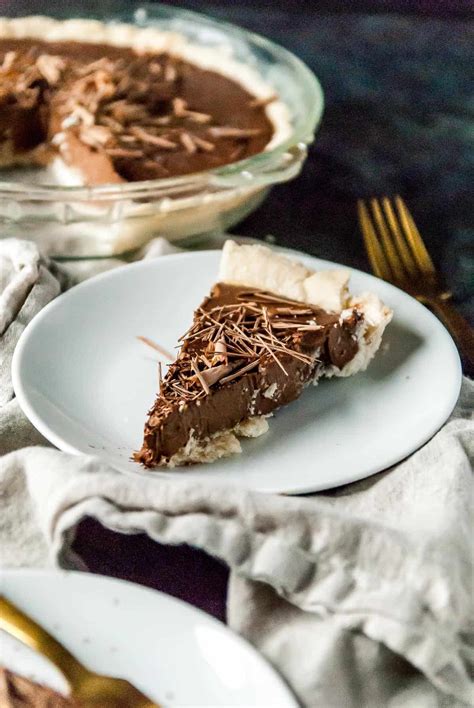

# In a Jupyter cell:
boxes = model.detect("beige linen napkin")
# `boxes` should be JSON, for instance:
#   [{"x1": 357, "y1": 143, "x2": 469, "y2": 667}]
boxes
[{"x1": 0, "y1": 238, "x2": 473, "y2": 708}]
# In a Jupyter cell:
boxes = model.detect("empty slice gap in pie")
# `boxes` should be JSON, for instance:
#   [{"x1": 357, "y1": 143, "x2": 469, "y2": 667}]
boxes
[{"x1": 134, "y1": 241, "x2": 393, "y2": 468}]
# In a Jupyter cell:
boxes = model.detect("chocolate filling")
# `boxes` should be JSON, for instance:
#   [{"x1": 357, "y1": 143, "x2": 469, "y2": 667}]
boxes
[
  {"x1": 0, "y1": 668, "x2": 80, "y2": 707},
  {"x1": 135, "y1": 283, "x2": 360, "y2": 466},
  {"x1": 0, "y1": 38, "x2": 274, "y2": 182}
]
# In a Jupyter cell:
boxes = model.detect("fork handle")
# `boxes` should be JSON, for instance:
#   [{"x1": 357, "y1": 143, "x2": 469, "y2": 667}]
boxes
[
  {"x1": 0, "y1": 596, "x2": 87, "y2": 684},
  {"x1": 425, "y1": 298, "x2": 474, "y2": 376}
]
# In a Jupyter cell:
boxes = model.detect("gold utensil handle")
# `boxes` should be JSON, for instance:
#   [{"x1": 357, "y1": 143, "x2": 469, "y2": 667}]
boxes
[
  {"x1": 0, "y1": 595, "x2": 87, "y2": 682},
  {"x1": 427, "y1": 298, "x2": 474, "y2": 375}
]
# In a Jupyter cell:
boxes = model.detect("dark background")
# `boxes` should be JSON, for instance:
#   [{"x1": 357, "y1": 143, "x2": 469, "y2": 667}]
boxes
[{"x1": 7, "y1": 0, "x2": 474, "y2": 616}]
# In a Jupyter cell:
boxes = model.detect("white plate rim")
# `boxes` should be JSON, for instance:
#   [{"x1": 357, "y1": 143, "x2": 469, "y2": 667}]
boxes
[
  {"x1": 1, "y1": 567, "x2": 299, "y2": 707},
  {"x1": 11, "y1": 249, "x2": 462, "y2": 495}
]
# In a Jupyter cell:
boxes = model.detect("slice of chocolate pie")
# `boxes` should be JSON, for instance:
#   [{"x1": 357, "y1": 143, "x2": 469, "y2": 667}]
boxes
[
  {"x1": 0, "y1": 17, "x2": 290, "y2": 185},
  {"x1": 135, "y1": 241, "x2": 392, "y2": 468}
]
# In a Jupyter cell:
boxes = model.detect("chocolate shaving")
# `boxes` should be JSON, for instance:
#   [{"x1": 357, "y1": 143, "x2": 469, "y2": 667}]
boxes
[
  {"x1": 106, "y1": 100, "x2": 147, "y2": 122},
  {"x1": 220, "y1": 351, "x2": 255, "y2": 359},
  {"x1": 200, "y1": 363, "x2": 235, "y2": 387},
  {"x1": 143, "y1": 159, "x2": 169, "y2": 175},
  {"x1": 208, "y1": 126, "x2": 262, "y2": 139},
  {"x1": 185, "y1": 110, "x2": 212, "y2": 124},
  {"x1": 77, "y1": 57, "x2": 117, "y2": 76},
  {"x1": 271, "y1": 321, "x2": 315, "y2": 329},
  {"x1": 192, "y1": 135, "x2": 215, "y2": 152},
  {"x1": 172, "y1": 97, "x2": 188, "y2": 116},
  {"x1": 180, "y1": 132, "x2": 196, "y2": 154},
  {"x1": 16, "y1": 86, "x2": 40, "y2": 110},
  {"x1": 107, "y1": 147, "x2": 143, "y2": 158},
  {"x1": 158, "y1": 361, "x2": 163, "y2": 389},
  {"x1": 79, "y1": 124, "x2": 112, "y2": 148},
  {"x1": 1, "y1": 51, "x2": 16, "y2": 73},
  {"x1": 219, "y1": 359, "x2": 259, "y2": 384},
  {"x1": 211, "y1": 337, "x2": 228, "y2": 365},
  {"x1": 130, "y1": 126, "x2": 177, "y2": 149},
  {"x1": 62, "y1": 104, "x2": 95, "y2": 128},
  {"x1": 99, "y1": 114, "x2": 123, "y2": 132},
  {"x1": 164, "y1": 63, "x2": 177, "y2": 82},
  {"x1": 228, "y1": 146, "x2": 245, "y2": 162},
  {"x1": 36, "y1": 55, "x2": 66, "y2": 85},
  {"x1": 137, "y1": 336, "x2": 173, "y2": 360},
  {"x1": 214, "y1": 339, "x2": 227, "y2": 355},
  {"x1": 149, "y1": 62, "x2": 162, "y2": 75},
  {"x1": 273, "y1": 307, "x2": 314, "y2": 316},
  {"x1": 191, "y1": 359, "x2": 210, "y2": 394},
  {"x1": 148, "y1": 116, "x2": 172, "y2": 126},
  {"x1": 254, "y1": 335, "x2": 289, "y2": 375},
  {"x1": 248, "y1": 94, "x2": 277, "y2": 108}
]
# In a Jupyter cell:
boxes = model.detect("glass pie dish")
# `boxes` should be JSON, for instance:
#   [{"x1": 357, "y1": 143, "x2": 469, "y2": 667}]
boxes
[{"x1": 0, "y1": 4, "x2": 323, "y2": 258}]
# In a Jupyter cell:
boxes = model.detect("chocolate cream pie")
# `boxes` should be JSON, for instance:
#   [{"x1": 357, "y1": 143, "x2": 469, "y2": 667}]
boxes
[
  {"x1": 0, "y1": 17, "x2": 290, "y2": 185},
  {"x1": 135, "y1": 241, "x2": 393, "y2": 468},
  {"x1": 0, "y1": 668, "x2": 79, "y2": 707}
]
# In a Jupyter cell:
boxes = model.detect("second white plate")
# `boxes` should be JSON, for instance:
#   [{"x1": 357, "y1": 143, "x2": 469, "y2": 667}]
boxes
[
  {"x1": 1, "y1": 570, "x2": 297, "y2": 707},
  {"x1": 12, "y1": 249, "x2": 461, "y2": 494}
]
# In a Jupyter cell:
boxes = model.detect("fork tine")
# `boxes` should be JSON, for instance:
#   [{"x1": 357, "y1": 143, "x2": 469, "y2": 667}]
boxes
[
  {"x1": 395, "y1": 196, "x2": 436, "y2": 276},
  {"x1": 357, "y1": 200, "x2": 392, "y2": 280},
  {"x1": 369, "y1": 198, "x2": 406, "y2": 282},
  {"x1": 381, "y1": 197, "x2": 419, "y2": 277}
]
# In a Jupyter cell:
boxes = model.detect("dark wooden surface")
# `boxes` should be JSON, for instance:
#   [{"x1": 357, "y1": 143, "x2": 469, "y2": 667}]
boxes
[{"x1": 8, "y1": 0, "x2": 472, "y2": 619}]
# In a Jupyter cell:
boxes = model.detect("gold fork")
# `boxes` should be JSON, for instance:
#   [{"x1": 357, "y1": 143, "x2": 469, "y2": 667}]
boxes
[
  {"x1": 358, "y1": 195, "x2": 474, "y2": 373},
  {"x1": 0, "y1": 596, "x2": 160, "y2": 707}
]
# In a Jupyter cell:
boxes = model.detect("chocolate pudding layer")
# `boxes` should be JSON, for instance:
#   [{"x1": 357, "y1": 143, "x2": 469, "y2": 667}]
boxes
[
  {"x1": 0, "y1": 38, "x2": 274, "y2": 183},
  {"x1": 135, "y1": 283, "x2": 360, "y2": 467}
]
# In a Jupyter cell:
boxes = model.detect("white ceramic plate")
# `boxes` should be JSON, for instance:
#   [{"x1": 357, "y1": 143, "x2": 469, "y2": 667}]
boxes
[
  {"x1": 0, "y1": 569, "x2": 297, "y2": 707},
  {"x1": 12, "y1": 250, "x2": 461, "y2": 494}
]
